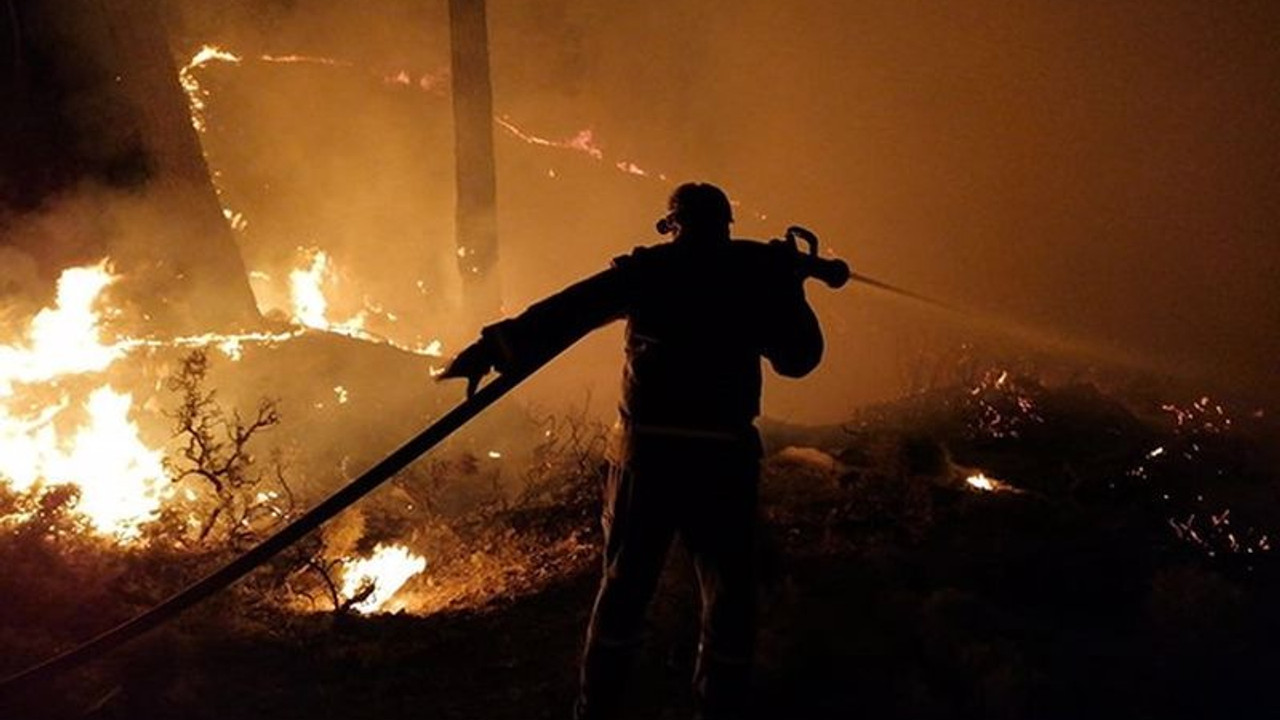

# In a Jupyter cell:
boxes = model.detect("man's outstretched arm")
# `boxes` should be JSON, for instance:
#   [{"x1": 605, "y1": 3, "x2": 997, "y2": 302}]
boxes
[{"x1": 441, "y1": 266, "x2": 632, "y2": 393}]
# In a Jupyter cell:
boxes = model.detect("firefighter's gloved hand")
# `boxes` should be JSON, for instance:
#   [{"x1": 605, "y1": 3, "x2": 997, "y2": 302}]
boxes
[{"x1": 439, "y1": 337, "x2": 496, "y2": 398}]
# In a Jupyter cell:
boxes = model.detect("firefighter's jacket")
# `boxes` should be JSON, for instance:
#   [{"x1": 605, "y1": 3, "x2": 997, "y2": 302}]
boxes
[{"x1": 482, "y1": 239, "x2": 824, "y2": 451}]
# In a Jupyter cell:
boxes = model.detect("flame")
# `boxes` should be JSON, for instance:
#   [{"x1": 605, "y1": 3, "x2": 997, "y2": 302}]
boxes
[
  {"x1": 965, "y1": 473, "x2": 1002, "y2": 492},
  {"x1": 495, "y1": 117, "x2": 604, "y2": 159},
  {"x1": 0, "y1": 262, "x2": 166, "y2": 538},
  {"x1": 0, "y1": 256, "x2": 442, "y2": 546},
  {"x1": 488, "y1": 117, "x2": 789, "y2": 220},
  {"x1": 178, "y1": 45, "x2": 243, "y2": 133},
  {"x1": 0, "y1": 261, "x2": 301, "y2": 539},
  {"x1": 494, "y1": 116, "x2": 674, "y2": 182},
  {"x1": 340, "y1": 544, "x2": 427, "y2": 614},
  {"x1": 42, "y1": 387, "x2": 167, "y2": 537},
  {"x1": 0, "y1": 260, "x2": 123, "y2": 394},
  {"x1": 962, "y1": 471, "x2": 993, "y2": 486},
  {"x1": 259, "y1": 53, "x2": 352, "y2": 67},
  {"x1": 281, "y1": 248, "x2": 444, "y2": 357},
  {"x1": 962, "y1": 472, "x2": 1023, "y2": 494},
  {"x1": 177, "y1": 43, "x2": 779, "y2": 223},
  {"x1": 289, "y1": 248, "x2": 335, "y2": 330},
  {"x1": 287, "y1": 248, "x2": 370, "y2": 336}
]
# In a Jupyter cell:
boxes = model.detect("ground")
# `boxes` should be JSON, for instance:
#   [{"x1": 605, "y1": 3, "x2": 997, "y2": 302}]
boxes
[{"x1": 3, "y1": 372, "x2": 1278, "y2": 720}]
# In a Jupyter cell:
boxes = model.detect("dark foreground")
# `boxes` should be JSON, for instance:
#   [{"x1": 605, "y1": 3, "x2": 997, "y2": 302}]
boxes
[{"x1": 5, "y1": 374, "x2": 1279, "y2": 720}]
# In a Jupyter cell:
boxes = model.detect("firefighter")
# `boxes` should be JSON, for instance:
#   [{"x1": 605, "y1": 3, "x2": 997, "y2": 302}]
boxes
[{"x1": 441, "y1": 182, "x2": 825, "y2": 719}]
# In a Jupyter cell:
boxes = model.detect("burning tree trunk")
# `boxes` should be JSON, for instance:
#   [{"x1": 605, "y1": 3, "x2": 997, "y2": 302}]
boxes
[
  {"x1": 0, "y1": 0, "x2": 259, "y2": 331},
  {"x1": 449, "y1": 0, "x2": 501, "y2": 322}
]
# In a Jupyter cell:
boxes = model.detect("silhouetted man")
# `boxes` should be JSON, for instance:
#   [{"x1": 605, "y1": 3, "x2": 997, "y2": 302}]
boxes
[{"x1": 441, "y1": 182, "x2": 826, "y2": 719}]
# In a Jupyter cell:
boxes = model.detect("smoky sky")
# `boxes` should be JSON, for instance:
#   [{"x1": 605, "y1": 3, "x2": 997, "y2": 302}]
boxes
[{"x1": 175, "y1": 0, "x2": 1280, "y2": 422}]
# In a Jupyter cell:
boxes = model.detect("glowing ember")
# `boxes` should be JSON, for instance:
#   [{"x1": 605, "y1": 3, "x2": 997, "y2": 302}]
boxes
[
  {"x1": 1160, "y1": 396, "x2": 1234, "y2": 434},
  {"x1": 966, "y1": 368, "x2": 1044, "y2": 439},
  {"x1": 340, "y1": 544, "x2": 427, "y2": 614},
  {"x1": 615, "y1": 160, "x2": 655, "y2": 177},
  {"x1": 383, "y1": 68, "x2": 450, "y2": 93}
]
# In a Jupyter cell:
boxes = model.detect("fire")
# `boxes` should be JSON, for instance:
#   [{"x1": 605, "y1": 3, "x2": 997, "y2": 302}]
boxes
[
  {"x1": 289, "y1": 247, "x2": 338, "y2": 330},
  {"x1": 0, "y1": 260, "x2": 124, "y2": 393},
  {"x1": 495, "y1": 116, "x2": 666, "y2": 181},
  {"x1": 179, "y1": 46, "x2": 356, "y2": 134},
  {"x1": 1, "y1": 260, "x2": 305, "y2": 540},
  {"x1": 340, "y1": 544, "x2": 428, "y2": 614},
  {"x1": 259, "y1": 53, "x2": 352, "y2": 67},
  {"x1": 178, "y1": 42, "x2": 792, "y2": 229},
  {"x1": 494, "y1": 119, "x2": 604, "y2": 159},
  {"x1": 286, "y1": 247, "x2": 380, "y2": 338},
  {"x1": 40, "y1": 387, "x2": 167, "y2": 537},
  {"x1": 965, "y1": 473, "x2": 996, "y2": 491},
  {"x1": 281, "y1": 247, "x2": 444, "y2": 357},
  {"x1": 0, "y1": 262, "x2": 166, "y2": 538},
  {"x1": 177, "y1": 43, "x2": 782, "y2": 225},
  {"x1": 964, "y1": 472, "x2": 1017, "y2": 493},
  {"x1": 178, "y1": 45, "x2": 243, "y2": 133}
]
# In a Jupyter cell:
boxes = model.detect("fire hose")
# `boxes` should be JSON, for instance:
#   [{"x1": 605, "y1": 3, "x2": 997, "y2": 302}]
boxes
[
  {"x1": 0, "y1": 226, "x2": 928, "y2": 699},
  {"x1": 0, "y1": 359, "x2": 546, "y2": 699}
]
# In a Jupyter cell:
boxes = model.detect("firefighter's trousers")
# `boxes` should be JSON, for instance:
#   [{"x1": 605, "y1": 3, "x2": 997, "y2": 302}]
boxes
[{"x1": 575, "y1": 431, "x2": 760, "y2": 720}]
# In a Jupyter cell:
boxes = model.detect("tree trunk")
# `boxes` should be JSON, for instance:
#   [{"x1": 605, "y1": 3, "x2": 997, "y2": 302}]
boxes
[
  {"x1": 449, "y1": 0, "x2": 501, "y2": 324},
  {"x1": 0, "y1": 0, "x2": 259, "y2": 331}
]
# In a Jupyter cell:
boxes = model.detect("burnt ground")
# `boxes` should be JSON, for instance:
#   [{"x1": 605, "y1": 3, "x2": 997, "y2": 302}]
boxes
[{"x1": 4, "y1": 373, "x2": 1280, "y2": 720}]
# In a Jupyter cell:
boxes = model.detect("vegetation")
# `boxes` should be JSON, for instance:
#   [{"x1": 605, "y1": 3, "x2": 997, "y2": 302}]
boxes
[{"x1": 1, "y1": 359, "x2": 1277, "y2": 719}]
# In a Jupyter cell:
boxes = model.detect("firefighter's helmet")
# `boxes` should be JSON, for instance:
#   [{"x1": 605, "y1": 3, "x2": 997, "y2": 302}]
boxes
[{"x1": 656, "y1": 182, "x2": 734, "y2": 235}]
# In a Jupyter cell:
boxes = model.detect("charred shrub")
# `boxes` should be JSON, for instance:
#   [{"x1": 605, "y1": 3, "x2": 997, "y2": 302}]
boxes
[{"x1": 149, "y1": 349, "x2": 297, "y2": 551}]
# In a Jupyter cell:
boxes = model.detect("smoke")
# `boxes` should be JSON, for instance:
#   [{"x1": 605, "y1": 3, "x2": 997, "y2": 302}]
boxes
[{"x1": 155, "y1": 0, "x2": 1280, "y2": 424}]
